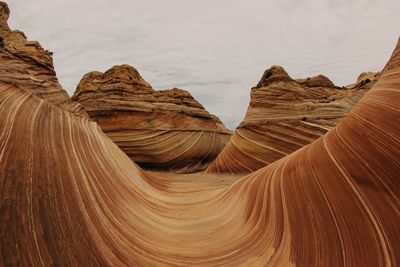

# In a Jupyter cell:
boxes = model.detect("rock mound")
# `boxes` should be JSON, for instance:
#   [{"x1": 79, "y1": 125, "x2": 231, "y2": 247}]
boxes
[
  {"x1": 72, "y1": 64, "x2": 231, "y2": 172},
  {"x1": 207, "y1": 66, "x2": 379, "y2": 173}
]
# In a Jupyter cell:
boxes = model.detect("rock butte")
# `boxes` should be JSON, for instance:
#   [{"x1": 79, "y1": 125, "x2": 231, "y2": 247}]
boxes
[
  {"x1": 72, "y1": 65, "x2": 231, "y2": 172},
  {"x1": 1, "y1": 2, "x2": 400, "y2": 266},
  {"x1": 207, "y1": 66, "x2": 380, "y2": 173}
]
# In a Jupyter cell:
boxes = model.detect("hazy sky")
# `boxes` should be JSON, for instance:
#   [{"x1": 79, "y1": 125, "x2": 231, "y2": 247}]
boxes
[{"x1": 7, "y1": 0, "x2": 400, "y2": 128}]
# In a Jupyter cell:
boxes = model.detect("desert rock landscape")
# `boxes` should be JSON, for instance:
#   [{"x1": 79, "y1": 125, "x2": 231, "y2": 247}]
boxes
[{"x1": 1, "y1": 2, "x2": 399, "y2": 266}]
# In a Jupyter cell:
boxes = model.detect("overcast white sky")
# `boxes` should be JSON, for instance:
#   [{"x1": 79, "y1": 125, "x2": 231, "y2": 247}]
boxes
[{"x1": 7, "y1": 0, "x2": 400, "y2": 128}]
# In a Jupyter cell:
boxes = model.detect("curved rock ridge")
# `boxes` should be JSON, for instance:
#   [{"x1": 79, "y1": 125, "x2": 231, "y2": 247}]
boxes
[
  {"x1": 207, "y1": 65, "x2": 380, "y2": 173},
  {"x1": 0, "y1": 37, "x2": 399, "y2": 266},
  {"x1": 72, "y1": 64, "x2": 231, "y2": 172},
  {"x1": 0, "y1": 2, "x2": 87, "y2": 117}
]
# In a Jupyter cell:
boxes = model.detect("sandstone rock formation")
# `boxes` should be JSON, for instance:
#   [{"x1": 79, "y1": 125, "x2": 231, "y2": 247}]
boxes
[
  {"x1": 0, "y1": 2, "x2": 87, "y2": 117},
  {"x1": 1, "y1": 2, "x2": 400, "y2": 266},
  {"x1": 1, "y1": 38, "x2": 399, "y2": 266},
  {"x1": 72, "y1": 65, "x2": 231, "y2": 172},
  {"x1": 207, "y1": 66, "x2": 380, "y2": 173}
]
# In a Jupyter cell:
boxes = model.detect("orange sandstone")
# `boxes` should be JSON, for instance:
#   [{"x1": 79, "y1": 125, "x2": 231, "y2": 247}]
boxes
[
  {"x1": 72, "y1": 65, "x2": 231, "y2": 172},
  {"x1": 0, "y1": 2, "x2": 399, "y2": 266},
  {"x1": 207, "y1": 66, "x2": 379, "y2": 173}
]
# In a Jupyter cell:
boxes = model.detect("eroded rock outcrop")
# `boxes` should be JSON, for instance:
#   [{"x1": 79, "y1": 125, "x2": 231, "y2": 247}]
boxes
[
  {"x1": 72, "y1": 65, "x2": 231, "y2": 172},
  {"x1": 1, "y1": 28, "x2": 399, "y2": 266},
  {"x1": 0, "y1": 2, "x2": 87, "y2": 117},
  {"x1": 2, "y1": 3, "x2": 399, "y2": 266},
  {"x1": 207, "y1": 65, "x2": 380, "y2": 173}
]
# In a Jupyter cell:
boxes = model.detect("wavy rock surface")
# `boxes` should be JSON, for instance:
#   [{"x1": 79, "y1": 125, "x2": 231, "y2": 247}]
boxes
[
  {"x1": 1, "y1": 39, "x2": 399, "y2": 266},
  {"x1": 207, "y1": 66, "x2": 380, "y2": 173},
  {"x1": 1, "y1": 3, "x2": 400, "y2": 266},
  {"x1": 72, "y1": 65, "x2": 231, "y2": 172},
  {"x1": 0, "y1": 2, "x2": 87, "y2": 117}
]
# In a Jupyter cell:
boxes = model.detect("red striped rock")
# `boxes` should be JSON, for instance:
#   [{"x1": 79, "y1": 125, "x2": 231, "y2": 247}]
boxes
[
  {"x1": 72, "y1": 65, "x2": 231, "y2": 172},
  {"x1": 0, "y1": 2, "x2": 87, "y2": 117},
  {"x1": 207, "y1": 66, "x2": 380, "y2": 173},
  {"x1": 0, "y1": 39, "x2": 399, "y2": 266},
  {"x1": 1, "y1": 2, "x2": 399, "y2": 266}
]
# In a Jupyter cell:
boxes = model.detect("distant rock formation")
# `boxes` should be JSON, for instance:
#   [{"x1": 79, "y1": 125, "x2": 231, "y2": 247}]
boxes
[
  {"x1": 207, "y1": 66, "x2": 380, "y2": 173},
  {"x1": 72, "y1": 65, "x2": 231, "y2": 172},
  {"x1": 346, "y1": 71, "x2": 381, "y2": 90},
  {"x1": 0, "y1": 2, "x2": 87, "y2": 117}
]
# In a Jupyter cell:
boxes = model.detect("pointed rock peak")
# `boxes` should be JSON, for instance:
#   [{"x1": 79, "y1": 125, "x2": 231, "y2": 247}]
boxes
[
  {"x1": 0, "y1": 2, "x2": 10, "y2": 32},
  {"x1": 256, "y1": 65, "x2": 293, "y2": 88},
  {"x1": 0, "y1": 2, "x2": 53, "y2": 68},
  {"x1": 296, "y1": 74, "x2": 336, "y2": 88},
  {"x1": 0, "y1": 2, "x2": 87, "y2": 117}
]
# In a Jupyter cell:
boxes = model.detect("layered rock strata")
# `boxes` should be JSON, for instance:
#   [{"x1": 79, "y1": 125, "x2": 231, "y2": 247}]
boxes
[
  {"x1": 1, "y1": 34, "x2": 399, "y2": 266},
  {"x1": 0, "y1": 2, "x2": 87, "y2": 117},
  {"x1": 207, "y1": 66, "x2": 380, "y2": 173},
  {"x1": 72, "y1": 65, "x2": 231, "y2": 172},
  {"x1": 1, "y1": 3, "x2": 400, "y2": 266}
]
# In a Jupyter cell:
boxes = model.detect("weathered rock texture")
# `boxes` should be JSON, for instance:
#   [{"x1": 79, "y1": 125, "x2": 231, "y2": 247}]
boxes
[
  {"x1": 1, "y1": 3, "x2": 400, "y2": 266},
  {"x1": 72, "y1": 65, "x2": 231, "y2": 172},
  {"x1": 0, "y1": 2, "x2": 87, "y2": 117},
  {"x1": 207, "y1": 66, "x2": 380, "y2": 173},
  {"x1": 1, "y1": 29, "x2": 400, "y2": 266}
]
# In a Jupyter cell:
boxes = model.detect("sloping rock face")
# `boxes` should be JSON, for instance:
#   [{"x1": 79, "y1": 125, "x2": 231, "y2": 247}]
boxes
[
  {"x1": 1, "y1": 19, "x2": 399, "y2": 266},
  {"x1": 207, "y1": 66, "x2": 380, "y2": 173},
  {"x1": 0, "y1": 2, "x2": 87, "y2": 117},
  {"x1": 72, "y1": 65, "x2": 231, "y2": 172}
]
